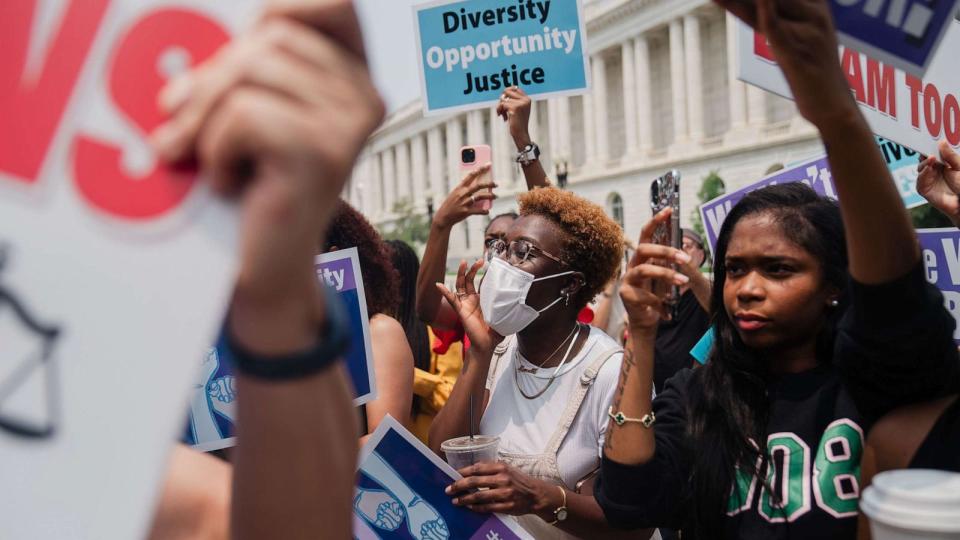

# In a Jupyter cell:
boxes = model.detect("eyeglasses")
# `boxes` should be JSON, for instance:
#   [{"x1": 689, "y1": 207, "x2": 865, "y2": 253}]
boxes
[{"x1": 488, "y1": 239, "x2": 566, "y2": 266}]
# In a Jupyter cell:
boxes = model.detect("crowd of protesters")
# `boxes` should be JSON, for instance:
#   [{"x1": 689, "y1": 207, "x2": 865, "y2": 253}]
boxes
[{"x1": 130, "y1": 0, "x2": 960, "y2": 538}]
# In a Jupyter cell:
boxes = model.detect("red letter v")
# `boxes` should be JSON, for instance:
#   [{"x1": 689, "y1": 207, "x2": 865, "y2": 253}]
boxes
[{"x1": 0, "y1": 0, "x2": 110, "y2": 183}]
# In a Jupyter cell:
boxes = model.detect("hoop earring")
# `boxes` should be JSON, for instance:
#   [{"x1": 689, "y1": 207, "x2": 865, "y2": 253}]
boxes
[
  {"x1": 564, "y1": 293, "x2": 571, "y2": 307},
  {"x1": 829, "y1": 299, "x2": 839, "y2": 308}
]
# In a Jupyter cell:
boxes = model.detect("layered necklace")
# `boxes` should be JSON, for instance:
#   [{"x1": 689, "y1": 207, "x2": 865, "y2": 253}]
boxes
[{"x1": 514, "y1": 323, "x2": 583, "y2": 400}]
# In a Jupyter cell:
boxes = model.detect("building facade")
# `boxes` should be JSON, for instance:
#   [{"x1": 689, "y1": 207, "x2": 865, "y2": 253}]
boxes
[{"x1": 346, "y1": 0, "x2": 827, "y2": 262}]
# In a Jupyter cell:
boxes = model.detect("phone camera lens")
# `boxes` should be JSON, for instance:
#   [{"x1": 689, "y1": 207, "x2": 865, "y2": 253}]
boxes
[{"x1": 462, "y1": 148, "x2": 476, "y2": 163}]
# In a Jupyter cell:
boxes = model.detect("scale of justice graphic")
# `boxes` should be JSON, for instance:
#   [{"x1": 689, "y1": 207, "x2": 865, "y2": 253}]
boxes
[{"x1": 0, "y1": 245, "x2": 62, "y2": 439}]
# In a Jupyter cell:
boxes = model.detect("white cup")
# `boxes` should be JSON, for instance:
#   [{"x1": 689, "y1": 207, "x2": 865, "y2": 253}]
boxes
[{"x1": 861, "y1": 469, "x2": 960, "y2": 540}]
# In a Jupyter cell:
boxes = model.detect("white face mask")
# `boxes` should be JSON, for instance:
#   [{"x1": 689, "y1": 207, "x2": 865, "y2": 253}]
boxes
[{"x1": 479, "y1": 257, "x2": 575, "y2": 336}]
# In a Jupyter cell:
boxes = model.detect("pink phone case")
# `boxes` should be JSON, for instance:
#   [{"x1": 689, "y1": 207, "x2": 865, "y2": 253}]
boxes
[{"x1": 460, "y1": 145, "x2": 493, "y2": 211}]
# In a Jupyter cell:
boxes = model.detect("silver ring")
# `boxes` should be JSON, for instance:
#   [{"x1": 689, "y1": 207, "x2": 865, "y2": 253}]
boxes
[{"x1": 470, "y1": 194, "x2": 476, "y2": 204}]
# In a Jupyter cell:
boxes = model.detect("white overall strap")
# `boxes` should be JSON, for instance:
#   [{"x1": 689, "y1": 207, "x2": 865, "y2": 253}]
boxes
[
  {"x1": 543, "y1": 346, "x2": 623, "y2": 455},
  {"x1": 486, "y1": 336, "x2": 514, "y2": 390}
]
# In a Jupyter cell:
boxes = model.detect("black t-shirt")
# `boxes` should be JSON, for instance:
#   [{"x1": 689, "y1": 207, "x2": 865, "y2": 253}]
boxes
[
  {"x1": 595, "y1": 264, "x2": 960, "y2": 540},
  {"x1": 654, "y1": 289, "x2": 710, "y2": 394},
  {"x1": 909, "y1": 396, "x2": 960, "y2": 472}
]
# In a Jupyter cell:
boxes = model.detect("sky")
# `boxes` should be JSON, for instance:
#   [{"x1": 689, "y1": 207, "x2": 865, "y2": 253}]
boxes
[{"x1": 355, "y1": 0, "x2": 424, "y2": 113}]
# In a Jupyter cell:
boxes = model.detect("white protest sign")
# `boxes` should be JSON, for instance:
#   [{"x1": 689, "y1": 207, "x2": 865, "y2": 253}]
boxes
[
  {"x1": 737, "y1": 20, "x2": 960, "y2": 156},
  {"x1": 0, "y1": 1, "x2": 258, "y2": 538}
]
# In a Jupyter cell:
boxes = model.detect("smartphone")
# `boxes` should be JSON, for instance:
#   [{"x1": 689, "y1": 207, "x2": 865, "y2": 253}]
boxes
[
  {"x1": 650, "y1": 170, "x2": 682, "y2": 315},
  {"x1": 459, "y1": 145, "x2": 493, "y2": 212}
]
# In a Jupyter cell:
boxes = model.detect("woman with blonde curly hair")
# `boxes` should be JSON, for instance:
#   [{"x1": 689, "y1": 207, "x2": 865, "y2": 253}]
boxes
[{"x1": 430, "y1": 187, "x2": 655, "y2": 540}]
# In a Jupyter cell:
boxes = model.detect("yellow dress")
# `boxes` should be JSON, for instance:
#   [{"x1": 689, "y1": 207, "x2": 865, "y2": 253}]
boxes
[{"x1": 410, "y1": 327, "x2": 464, "y2": 444}]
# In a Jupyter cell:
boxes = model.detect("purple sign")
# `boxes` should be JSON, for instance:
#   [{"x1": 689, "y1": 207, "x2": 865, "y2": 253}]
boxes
[
  {"x1": 316, "y1": 255, "x2": 359, "y2": 293},
  {"x1": 919, "y1": 228, "x2": 960, "y2": 343},
  {"x1": 829, "y1": 0, "x2": 960, "y2": 77},
  {"x1": 699, "y1": 156, "x2": 836, "y2": 254}
]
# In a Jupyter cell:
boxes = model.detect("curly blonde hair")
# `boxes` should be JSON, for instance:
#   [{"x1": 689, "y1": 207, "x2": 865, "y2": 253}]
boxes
[{"x1": 518, "y1": 187, "x2": 624, "y2": 308}]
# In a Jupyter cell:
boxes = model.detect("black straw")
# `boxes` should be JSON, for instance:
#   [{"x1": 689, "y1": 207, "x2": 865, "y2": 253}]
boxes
[{"x1": 469, "y1": 393, "x2": 475, "y2": 440}]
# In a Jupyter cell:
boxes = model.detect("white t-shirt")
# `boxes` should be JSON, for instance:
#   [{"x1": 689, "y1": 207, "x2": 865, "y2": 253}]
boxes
[{"x1": 480, "y1": 327, "x2": 623, "y2": 488}]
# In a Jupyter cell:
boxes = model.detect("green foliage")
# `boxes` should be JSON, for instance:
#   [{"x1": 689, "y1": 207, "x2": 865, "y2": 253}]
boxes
[
  {"x1": 691, "y1": 171, "x2": 726, "y2": 238},
  {"x1": 910, "y1": 204, "x2": 954, "y2": 229},
  {"x1": 380, "y1": 198, "x2": 431, "y2": 247}
]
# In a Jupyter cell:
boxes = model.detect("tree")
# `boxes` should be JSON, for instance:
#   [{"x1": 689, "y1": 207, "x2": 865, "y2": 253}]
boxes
[
  {"x1": 380, "y1": 198, "x2": 431, "y2": 248},
  {"x1": 691, "y1": 171, "x2": 726, "y2": 238}
]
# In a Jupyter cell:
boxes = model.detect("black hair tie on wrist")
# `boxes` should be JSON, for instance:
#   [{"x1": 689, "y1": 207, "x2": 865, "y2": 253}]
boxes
[{"x1": 228, "y1": 290, "x2": 351, "y2": 381}]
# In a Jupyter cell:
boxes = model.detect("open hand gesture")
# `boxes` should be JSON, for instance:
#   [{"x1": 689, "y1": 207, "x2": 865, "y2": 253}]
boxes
[{"x1": 436, "y1": 260, "x2": 503, "y2": 357}]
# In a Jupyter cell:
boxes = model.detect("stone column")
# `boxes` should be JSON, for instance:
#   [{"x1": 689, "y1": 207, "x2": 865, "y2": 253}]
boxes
[
  {"x1": 726, "y1": 12, "x2": 748, "y2": 131},
  {"x1": 684, "y1": 14, "x2": 704, "y2": 142},
  {"x1": 635, "y1": 35, "x2": 654, "y2": 154},
  {"x1": 621, "y1": 39, "x2": 638, "y2": 156},
  {"x1": 592, "y1": 53, "x2": 609, "y2": 163},
  {"x1": 669, "y1": 18, "x2": 689, "y2": 144},
  {"x1": 410, "y1": 133, "x2": 427, "y2": 212},
  {"x1": 395, "y1": 141, "x2": 411, "y2": 210},
  {"x1": 426, "y1": 126, "x2": 444, "y2": 208},
  {"x1": 381, "y1": 148, "x2": 397, "y2": 215}
]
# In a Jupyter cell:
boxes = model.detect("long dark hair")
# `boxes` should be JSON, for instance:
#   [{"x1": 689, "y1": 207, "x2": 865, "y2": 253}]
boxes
[
  {"x1": 686, "y1": 183, "x2": 849, "y2": 535},
  {"x1": 386, "y1": 240, "x2": 432, "y2": 415}
]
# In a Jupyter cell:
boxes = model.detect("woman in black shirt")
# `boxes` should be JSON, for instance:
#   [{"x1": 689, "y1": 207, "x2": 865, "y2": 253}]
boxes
[{"x1": 594, "y1": 1, "x2": 960, "y2": 539}]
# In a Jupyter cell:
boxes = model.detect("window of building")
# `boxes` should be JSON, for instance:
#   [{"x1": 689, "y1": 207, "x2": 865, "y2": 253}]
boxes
[{"x1": 609, "y1": 192, "x2": 625, "y2": 230}]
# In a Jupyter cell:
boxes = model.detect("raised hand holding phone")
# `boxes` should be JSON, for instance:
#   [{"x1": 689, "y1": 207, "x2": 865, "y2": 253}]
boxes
[
  {"x1": 459, "y1": 145, "x2": 494, "y2": 212},
  {"x1": 649, "y1": 170, "x2": 682, "y2": 316}
]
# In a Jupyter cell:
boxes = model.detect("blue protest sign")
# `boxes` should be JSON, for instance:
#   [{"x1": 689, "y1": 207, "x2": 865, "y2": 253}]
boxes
[
  {"x1": 183, "y1": 248, "x2": 377, "y2": 451},
  {"x1": 413, "y1": 0, "x2": 589, "y2": 114},
  {"x1": 354, "y1": 416, "x2": 532, "y2": 540},
  {"x1": 829, "y1": 0, "x2": 960, "y2": 77},
  {"x1": 918, "y1": 228, "x2": 960, "y2": 344},
  {"x1": 877, "y1": 136, "x2": 925, "y2": 209},
  {"x1": 699, "y1": 156, "x2": 837, "y2": 254}
]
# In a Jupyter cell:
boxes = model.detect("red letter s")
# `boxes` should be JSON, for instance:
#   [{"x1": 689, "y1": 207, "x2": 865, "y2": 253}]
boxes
[{"x1": 73, "y1": 9, "x2": 228, "y2": 220}]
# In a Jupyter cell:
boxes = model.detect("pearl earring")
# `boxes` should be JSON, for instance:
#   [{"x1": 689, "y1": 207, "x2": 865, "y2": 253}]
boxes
[{"x1": 829, "y1": 299, "x2": 839, "y2": 307}]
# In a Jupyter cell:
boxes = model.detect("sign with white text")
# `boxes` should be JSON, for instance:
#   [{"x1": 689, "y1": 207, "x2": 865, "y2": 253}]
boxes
[
  {"x1": 0, "y1": 1, "x2": 258, "y2": 538},
  {"x1": 919, "y1": 228, "x2": 960, "y2": 344},
  {"x1": 829, "y1": 0, "x2": 960, "y2": 77},
  {"x1": 737, "y1": 20, "x2": 960, "y2": 157},
  {"x1": 182, "y1": 247, "x2": 378, "y2": 452},
  {"x1": 413, "y1": 0, "x2": 589, "y2": 115},
  {"x1": 699, "y1": 156, "x2": 837, "y2": 254}
]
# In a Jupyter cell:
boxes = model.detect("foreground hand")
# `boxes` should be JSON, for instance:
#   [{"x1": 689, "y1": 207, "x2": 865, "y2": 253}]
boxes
[
  {"x1": 918, "y1": 140, "x2": 960, "y2": 228},
  {"x1": 436, "y1": 260, "x2": 503, "y2": 357},
  {"x1": 433, "y1": 165, "x2": 498, "y2": 230},
  {"x1": 715, "y1": 0, "x2": 855, "y2": 128},
  {"x1": 445, "y1": 461, "x2": 553, "y2": 518},
  {"x1": 621, "y1": 209, "x2": 691, "y2": 332},
  {"x1": 153, "y1": 5, "x2": 384, "y2": 307}
]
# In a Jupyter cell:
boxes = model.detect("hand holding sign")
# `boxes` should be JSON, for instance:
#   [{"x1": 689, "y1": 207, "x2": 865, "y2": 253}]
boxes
[
  {"x1": 152, "y1": 11, "x2": 386, "y2": 352},
  {"x1": 718, "y1": 0, "x2": 856, "y2": 128},
  {"x1": 918, "y1": 141, "x2": 960, "y2": 228}
]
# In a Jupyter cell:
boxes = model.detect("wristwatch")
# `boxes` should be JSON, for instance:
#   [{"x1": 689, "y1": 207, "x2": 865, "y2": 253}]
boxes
[
  {"x1": 548, "y1": 486, "x2": 568, "y2": 525},
  {"x1": 515, "y1": 142, "x2": 540, "y2": 167}
]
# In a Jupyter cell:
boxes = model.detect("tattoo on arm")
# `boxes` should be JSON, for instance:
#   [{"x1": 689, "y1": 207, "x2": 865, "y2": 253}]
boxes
[{"x1": 605, "y1": 349, "x2": 637, "y2": 451}]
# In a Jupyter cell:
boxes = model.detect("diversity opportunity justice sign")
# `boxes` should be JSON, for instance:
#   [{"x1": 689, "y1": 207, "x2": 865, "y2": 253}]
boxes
[
  {"x1": 413, "y1": 0, "x2": 590, "y2": 114},
  {"x1": 0, "y1": 0, "x2": 259, "y2": 538},
  {"x1": 918, "y1": 228, "x2": 960, "y2": 344},
  {"x1": 354, "y1": 416, "x2": 532, "y2": 540},
  {"x1": 737, "y1": 20, "x2": 960, "y2": 157},
  {"x1": 183, "y1": 248, "x2": 378, "y2": 452}
]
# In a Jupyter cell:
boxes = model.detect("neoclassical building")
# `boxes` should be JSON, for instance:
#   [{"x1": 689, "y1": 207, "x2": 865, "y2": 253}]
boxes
[{"x1": 346, "y1": 0, "x2": 827, "y2": 262}]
